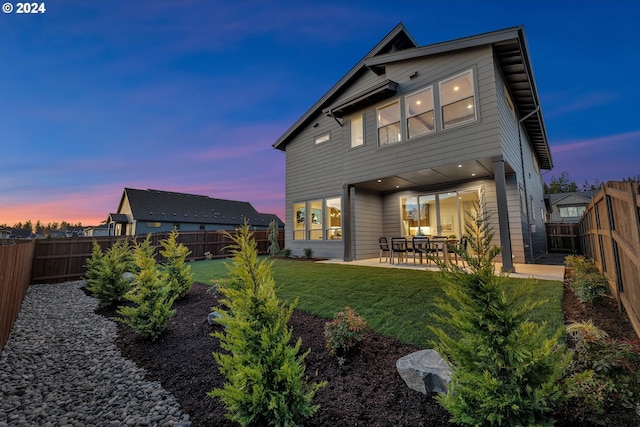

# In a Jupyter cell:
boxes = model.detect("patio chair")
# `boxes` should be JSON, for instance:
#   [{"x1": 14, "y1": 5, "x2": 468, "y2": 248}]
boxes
[
  {"x1": 411, "y1": 236, "x2": 436, "y2": 264},
  {"x1": 378, "y1": 237, "x2": 391, "y2": 263},
  {"x1": 390, "y1": 237, "x2": 409, "y2": 265},
  {"x1": 447, "y1": 236, "x2": 468, "y2": 266}
]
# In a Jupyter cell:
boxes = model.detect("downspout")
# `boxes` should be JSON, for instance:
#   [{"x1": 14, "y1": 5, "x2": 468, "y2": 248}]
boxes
[{"x1": 518, "y1": 105, "x2": 540, "y2": 263}]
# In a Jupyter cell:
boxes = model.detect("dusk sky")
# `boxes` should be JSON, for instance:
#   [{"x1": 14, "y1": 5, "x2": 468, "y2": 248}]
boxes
[{"x1": 2, "y1": 1, "x2": 638, "y2": 227}]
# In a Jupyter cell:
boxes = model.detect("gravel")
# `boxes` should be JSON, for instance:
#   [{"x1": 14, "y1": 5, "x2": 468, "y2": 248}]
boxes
[{"x1": 0, "y1": 281, "x2": 191, "y2": 427}]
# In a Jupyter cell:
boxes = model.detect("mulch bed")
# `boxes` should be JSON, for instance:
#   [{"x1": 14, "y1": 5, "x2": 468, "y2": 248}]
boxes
[{"x1": 95, "y1": 272, "x2": 640, "y2": 426}]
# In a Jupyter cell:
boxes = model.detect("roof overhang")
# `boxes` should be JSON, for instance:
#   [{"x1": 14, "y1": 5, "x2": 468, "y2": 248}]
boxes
[{"x1": 323, "y1": 79, "x2": 398, "y2": 119}]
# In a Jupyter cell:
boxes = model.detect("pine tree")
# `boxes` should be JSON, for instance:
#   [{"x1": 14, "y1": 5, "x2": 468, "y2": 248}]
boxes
[
  {"x1": 117, "y1": 238, "x2": 176, "y2": 340},
  {"x1": 209, "y1": 222, "x2": 325, "y2": 426},
  {"x1": 85, "y1": 239, "x2": 133, "y2": 304},
  {"x1": 159, "y1": 229, "x2": 193, "y2": 299},
  {"x1": 428, "y1": 201, "x2": 569, "y2": 426},
  {"x1": 84, "y1": 240, "x2": 105, "y2": 287}
]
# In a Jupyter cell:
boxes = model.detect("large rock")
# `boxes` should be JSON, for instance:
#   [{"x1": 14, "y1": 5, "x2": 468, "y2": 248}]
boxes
[{"x1": 396, "y1": 349, "x2": 451, "y2": 394}]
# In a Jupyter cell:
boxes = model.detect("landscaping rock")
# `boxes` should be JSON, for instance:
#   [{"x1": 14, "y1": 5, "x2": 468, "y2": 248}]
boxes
[
  {"x1": 207, "y1": 311, "x2": 222, "y2": 325},
  {"x1": 396, "y1": 349, "x2": 451, "y2": 394}
]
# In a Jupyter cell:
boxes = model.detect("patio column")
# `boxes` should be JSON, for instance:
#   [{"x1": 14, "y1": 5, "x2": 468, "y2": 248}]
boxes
[
  {"x1": 493, "y1": 157, "x2": 514, "y2": 272},
  {"x1": 342, "y1": 184, "x2": 353, "y2": 262}
]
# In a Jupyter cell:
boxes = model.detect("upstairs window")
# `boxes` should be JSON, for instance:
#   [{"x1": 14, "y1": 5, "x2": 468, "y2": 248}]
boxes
[
  {"x1": 406, "y1": 87, "x2": 434, "y2": 138},
  {"x1": 440, "y1": 69, "x2": 476, "y2": 129},
  {"x1": 350, "y1": 114, "x2": 363, "y2": 148},
  {"x1": 377, "y1": 101, "x2": 401, "y2": 146},
  {"x1": 560, "y1": 206, "x2": 586, "y2": 218}
]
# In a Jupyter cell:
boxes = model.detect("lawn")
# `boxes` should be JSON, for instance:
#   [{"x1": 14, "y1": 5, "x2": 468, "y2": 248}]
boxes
[{"x1": 189, "y1": 258, "x2": 564, "y2": 349}]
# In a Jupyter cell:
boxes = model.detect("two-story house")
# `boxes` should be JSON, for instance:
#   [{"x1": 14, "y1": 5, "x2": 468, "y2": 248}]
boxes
[{"x1": 273, "y1": 24, "x2": 553, "y2": 271}]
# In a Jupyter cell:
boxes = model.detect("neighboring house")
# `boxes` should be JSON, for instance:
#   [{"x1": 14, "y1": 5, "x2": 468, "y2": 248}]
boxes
[
  {"x1": 0, "y1": 227, "x2": 11, "y2": 239},
  {"x1": 107, "y1": 188, "x2": 283, "y2": 236},
  {"x1": 273, "y1": 24, "x2": 553, "y2": 271},
  {"x1": 84, "y1": 225, "x2": 110, "y2": 237},
  {"x1": 546, "y1": 191, "x2": 597, "y2": 223}
]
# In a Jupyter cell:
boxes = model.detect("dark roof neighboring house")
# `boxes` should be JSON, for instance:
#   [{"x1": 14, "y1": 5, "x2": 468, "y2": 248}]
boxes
[
  {"x1": 112, "y1": 188, "x2": 283, "y2": 229},
  {"x1": 546, "y1": 190, "x2": 598, "y2": 207}
]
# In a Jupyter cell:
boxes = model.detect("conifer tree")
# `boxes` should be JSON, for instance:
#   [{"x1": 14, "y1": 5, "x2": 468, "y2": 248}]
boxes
[
  {"x1": 84, "y1": 240, "x2": 105, "y2": 287},
  {"x1": 85, "y1": 239, "x2": 133, "y2": 304},
  {"x1": 159, "y1": 229, "x2": 193, "y2": 299},
  {"x1": 209, "y1": 222, "x2": 325, "y2": 426},
  {"x1": 428, "y1": 200, "x2": 569, "y2": 426},
  {"x1": 117, "y1": 238, "x2": 176, "y2": 340}
]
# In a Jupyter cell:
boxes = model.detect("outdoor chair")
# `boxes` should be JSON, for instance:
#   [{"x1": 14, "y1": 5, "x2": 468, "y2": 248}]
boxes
[
  {"x1": 446, "y1": 236, "x2": 467, "y2": 266},
  {"x1": 390, "y1": 237, "x2": 409, "y2": 264},
  {"x1": 378, "y1": 237, "x2": 391, "y2": 263},
  {"x1": 411, "y1": 236, "x2": 436, "y2": 264}
]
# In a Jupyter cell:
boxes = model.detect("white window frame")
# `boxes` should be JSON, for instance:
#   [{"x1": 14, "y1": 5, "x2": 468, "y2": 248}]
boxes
[
  {"x1": 377, "y1": 100, "x2": 401, "y2": 147},
  {"x1": 350, "y1": 114, "x2": 364, "y2": 148},
  {"x1": 315, "y1": 133, "x2": 330, "y2": 144},
  {"x1": 406, "y1": 86, "x2": 435, "y2": 139},
  {"x1": 439, "y1": 69, "x2": 477, "y2": 129}
]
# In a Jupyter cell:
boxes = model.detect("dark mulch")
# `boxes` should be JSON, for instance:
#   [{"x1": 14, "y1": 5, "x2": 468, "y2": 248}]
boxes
[{"x1": 95, "y1": 269, "x2": 640, "y2": 427}]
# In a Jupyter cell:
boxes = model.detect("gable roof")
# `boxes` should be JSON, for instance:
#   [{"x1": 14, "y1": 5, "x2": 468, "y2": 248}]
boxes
[
  {"x1": 273, "y1": 24, "x2": 552, "y2": 170},
  {"x1": 116, "y1": 188, "x2": 283, "y2": 227},
  {"x1": 547, "y1": 190, "x2": 598, "y2": 205}
]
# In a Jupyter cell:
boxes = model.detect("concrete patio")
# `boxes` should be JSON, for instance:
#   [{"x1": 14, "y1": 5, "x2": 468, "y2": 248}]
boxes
[{"x1": 318, "y1": 256, "x2": 566, "y2": 282}]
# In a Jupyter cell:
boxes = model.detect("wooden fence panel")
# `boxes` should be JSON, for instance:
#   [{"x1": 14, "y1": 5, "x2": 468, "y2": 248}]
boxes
[
  {"x1": 579, "y1": 181, "x2": 640, "y2": 338},
  {"x1": 546, "y1": 223, "x2": 581, "y2": 253},
  {"x1": 30, "y1": 230, "x2": 283, "y2": 284},
  {"x1": 0, "y1": 240, "x2": 35, "y2": 351}
]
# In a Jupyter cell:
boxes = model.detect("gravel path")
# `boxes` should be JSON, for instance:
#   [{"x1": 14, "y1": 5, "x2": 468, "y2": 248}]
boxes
[{"x1": 0, "y1": 281, "x2": 191, "y2": 427}]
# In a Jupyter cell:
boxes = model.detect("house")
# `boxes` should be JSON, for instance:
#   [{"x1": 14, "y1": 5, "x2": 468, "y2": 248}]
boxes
[
  {"x1": 107, "y1": 188, "x2": 283, "y2": 236},
  {"x1": 273, "y1": 24, "x2": 553, "y2": 271},
  {"x1": 0, "y1": 227, "x2": 11, "y2": 240},
  {"x1": 546, "y1": 191, "x2": 597, "y2": 223},
  {"x1": 84, "y1": 224, "x2": 110, "y2": 237}
]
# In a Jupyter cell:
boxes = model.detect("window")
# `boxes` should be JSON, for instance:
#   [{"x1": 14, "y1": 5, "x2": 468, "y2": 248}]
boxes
[
  {"x1": 350, "y1": 114, "x2": 363, "y2": 147},
  {"x1": 293, "y1": 202, "x2": 305, "y2": 240},
  {"x1": 406, "y1": 87, "x2": 434, "y2": 138},
  {"x1": 315, "y1": 133, "x2": 330, "y2": 144},
  {"x1": 440, "y1": 69, "x2": 476, "y2": 129},
  {"x1": 559, "y1": 206, "x2": 586, "y2": 218},
  {"x1": 292, "y1": 197, "x2": 342, "y2": 240},
  {"x1": 377, "y1": 101, "x2": 401, "y2": 146},
  {"x1": 146, "y1": 222, "x2": 161, "y2": 228},
  {"x1": 309, "y1": 200, "x2": 322, "y2": 239},
  {"x1": 326, "y1": 197, "x2": 342, "y2": 240}
]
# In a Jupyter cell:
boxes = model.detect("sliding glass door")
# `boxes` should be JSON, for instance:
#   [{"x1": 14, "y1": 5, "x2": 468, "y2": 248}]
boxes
[{"x1": 400, "y1": 189, "x2": 479, "y2": 238}]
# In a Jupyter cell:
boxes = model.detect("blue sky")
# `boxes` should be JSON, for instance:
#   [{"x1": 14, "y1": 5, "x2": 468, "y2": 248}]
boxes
[{"x1": 1, "y1": 1, "x2": 638, "y2": 226}]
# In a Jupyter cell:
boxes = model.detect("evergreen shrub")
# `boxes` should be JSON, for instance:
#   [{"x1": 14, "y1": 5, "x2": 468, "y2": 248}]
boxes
[
  {"x1": 117, "y1": 236, "x2": 176, "y2": 340},
  {"x1": 209, "y1": 222, "x2": 325, "y2": 427},
  {"x1": 428, "y1": 199, "x2": 569, "y2": 426},
  {"x1": 159, "y1": 229, "x2": 193, "y2": 299},
  {"x1": 324, "y1": 306, "x2": 368, "y2": 365},
  {"x1": 85, "y1": 239, "x2": 133, "y2": 304}
]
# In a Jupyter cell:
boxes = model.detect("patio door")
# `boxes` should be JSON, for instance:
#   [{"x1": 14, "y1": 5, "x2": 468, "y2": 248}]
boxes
[{"x1": 401, "y1": 189, "x2": 479, "y2": 238}]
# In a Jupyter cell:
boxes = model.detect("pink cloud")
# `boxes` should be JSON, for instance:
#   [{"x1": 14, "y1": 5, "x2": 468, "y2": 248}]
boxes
[{"x1": 551, "y1": 130, "x2": 640, "y2": 154}]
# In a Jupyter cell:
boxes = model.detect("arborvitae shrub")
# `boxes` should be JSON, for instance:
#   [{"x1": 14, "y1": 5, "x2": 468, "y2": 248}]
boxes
[
  {"x1": 117, "y1": 237, "x2": 176, "y2": 340},
  {"x1": 85, "y1": 239, "x2": 133, "y2": 304},
  {"x1": 159, "y1": 229, "x2": 193, "y2": 299},
  {"x1": 267, "y1": 219, "x2": 281, "y2": 256},
  {"x1": 84, "y1": 240, "x2": 105, "y2": 286},
  {"x1": 428, "y1": 200, "x2": 569, "y2": 426},
  {"x1": 209, "y1": 222, "x2": 325, "y2": 427}
]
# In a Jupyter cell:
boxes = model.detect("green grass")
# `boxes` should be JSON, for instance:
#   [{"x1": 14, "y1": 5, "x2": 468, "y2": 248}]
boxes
[{"x1": 190, "y1": 258, "x2": 564, "y2": 349}]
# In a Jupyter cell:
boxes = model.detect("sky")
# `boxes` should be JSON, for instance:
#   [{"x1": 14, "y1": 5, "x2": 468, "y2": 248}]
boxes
[{"x1": 1, "y1": 1, "x2": 638, "y2": 227}]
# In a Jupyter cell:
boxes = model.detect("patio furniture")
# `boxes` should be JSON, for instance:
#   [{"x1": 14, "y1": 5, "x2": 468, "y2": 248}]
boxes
[
  {"x1": 446, "y1": 236, "x2": 467, "y2": 266},
  {"x1": 390, "y1": 237, "x2": 410, "y2": 264},
  {"x1": 411, "y1": 236, "x2": 437, "y2": 264},
  {"x1": 378, "y1": 237, "x2": 391, "y2": 263}
]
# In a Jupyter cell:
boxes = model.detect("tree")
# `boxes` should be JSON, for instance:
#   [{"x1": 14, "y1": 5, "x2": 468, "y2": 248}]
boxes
[
  {"x1": 209, "y1": 222, "x2": 325, "y2": 426},
  {"x1": 117, "y1": 238, "x2": 176, "y2": 340},
  {"x1": 85, "y1": 239, "x2": 133, "y2": 304},
  {"x1": 428, "y1": 201, "x2": 569, "y2": 426},
  {"x1": 545, "y1": 171, "x2": 578, "y2": 194},
  {"x1": 159, "y1": 230, "x2": 193, "y2": 299},
  {"x1": 267, "y1": 219, "x2": 281, "y2": 256}
]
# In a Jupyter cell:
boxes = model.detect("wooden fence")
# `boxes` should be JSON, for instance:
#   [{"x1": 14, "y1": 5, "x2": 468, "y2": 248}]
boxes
[
  {"x1": 546, "y1": 223, "x2": 581, "y2": 253},
  {"x1": 578, "y1": 181, "x2": 640, "y2": 337},
  {"x1": 0, "y1": 240, "x2": 35, "y2": 351},
  {"x1": 30, "y1": 229, "x2": 284, "y2": 284}
]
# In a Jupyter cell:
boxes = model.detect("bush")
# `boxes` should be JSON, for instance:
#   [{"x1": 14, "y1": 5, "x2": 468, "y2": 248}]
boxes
[
  {"x1": 324, "y1": 306, "x2": 368, "y2": 365},
  {"x1": 267, "y1": 219, "x2": 281, "y2": 256},
  {"x1": 303, "y1": 247, "x2": 313, "y2": 259},
  {"x1": 85, "y1": 239, "x2": 133, "y2": 304},
  {"x1": 429, "y1": 199, "x2": 569, "y2": 426},
  {"x1": 159, "y1": 230, "x2": 193, "y2": 299},
  {"x1": 565, "y1": 255, "x2": 599, "y2": 274},
  {"x1": 209, "y1": 222, "x2": 325, "y2": 426},
  {"x1": 117, "y1": 238, "x2": 176, "y2": 341},
  {"x1": 561, "y1": 321, "x2": 640, "y2": 419},
  {"x1": 571, "y1": 271, "x2": 609, "y2": 303}
]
